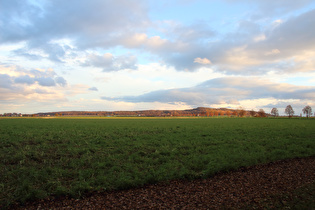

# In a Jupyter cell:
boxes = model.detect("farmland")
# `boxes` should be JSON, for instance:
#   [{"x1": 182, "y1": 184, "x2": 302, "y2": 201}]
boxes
[{"x1": 1, "y1": 117, "x2": 315, "y2": 208}]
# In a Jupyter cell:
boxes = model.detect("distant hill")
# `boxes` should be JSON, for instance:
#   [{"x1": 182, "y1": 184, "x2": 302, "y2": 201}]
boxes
[{"x1": 31, "y1": 107, "x2": 267, "y2": 117}]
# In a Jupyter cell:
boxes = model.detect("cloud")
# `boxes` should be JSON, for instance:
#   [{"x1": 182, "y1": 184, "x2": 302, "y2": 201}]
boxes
[
  {"x1": 0, "y1": 65, "x2": 68, "y2": 92},
  {"x1": 83, "y1": 53, "x2": 138, "y2": 71},
  {"x1": 163, "y1": 21, "x2": 216, "y2": 42},
  {"x1": 0, "y1": 0, "x2": 149, "y2": 48},
  {"x1": 265, "y1": 49, "x2": 281, "y2": 56},
  {"x1": 0, "y1": 65, "x2": 91, "y2": 113},
  {"x1": 194, "y1": 57, "x2": 212, "y2": 65},
  {"x1": 2, "y1": 0, "x2": 315, "y2": 75},
  {"x1": 224, "y1": 0, "x2": 313, "y2": 17},
  {"x1": 36, "y1": 77, "x2": 56, "y2": 87},
  {"x1": 264, "y1": 9, "x2": 315, "y2": 52},
  {"x1": 15, "y1": 42, "x2": 69, "y2": 62},
  {"x1": 102, "y1": 77, "x2": 315, "y2": 108},
  {"x1": 14, "y1": 75, "x2": 35, "y2": 85},
  {"x1": 253, "y1": 34, "x2": 266, "y2": 42},
  {"x1": 55, "y1": 76, "x2": 67, "y2": 87},
  {"x1": 0, "y1": 74, "x2": 14, "y2": 89},
  {"x1": 149, "y1": 6, "x2": 315, "y2": 74},
  {"x1": 117, "y1": 21, "x2": 216, "y2": 71},
  {"x1": 196, "y1": 8, "x2": 315, "y2": 74},
  {"x1": 103, "y1": 89, "x2": 208, "y2": 105},
  {"x1": 88, "y1": 87, "x2": 98, "y2": 91},
  {"x1": 28, "y1": 68, "x2": 56, "y2": 78}
]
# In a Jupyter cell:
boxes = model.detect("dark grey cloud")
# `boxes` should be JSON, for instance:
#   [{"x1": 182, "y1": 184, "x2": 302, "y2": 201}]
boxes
[
  {"x1": 197, "y1": 78, "x2": 315, "y2": 100},
  {"x1": 0, "y1": 0, "x2": 149, "y2": 65},
  {"x1": 34, "y1": 88, "x2": 50, "y2": 94},
  {"x1": 0, "y1": 74, "x2": 14, "y2": 89},
  {"x1": 13, "y1": 36, "x2": 74, "y2": 63},
  {"x1": 0, "y1": 0, "x2": 149, "y2": 47},
  {"x1": 102, "y1": 77, "x2": 315, "y2": 106},
  {"x1": 29, "y1": 69, "x2": 56, "y2": 78},
  {"x1": 14, "y1": 75, "x2": 35, "y2": 85},
  {"x1": 55, "y1": 77, "x2": 67, "y2": 87},
  {"x1": 35, "y1": 77, "x2": 56, "y2": 87},
  {"x1": 103, "y1": 88, "x2": 210, "y2": 106},
  {"x1": 34, "y1": 75, "x2": 67, "y2": 87},
  {"x1": 13, "y1": 49, "x2": 45, "y2": 61},
  {"x1": 158, "y1": 8, "x2": 315, "y2": 73},
  {"x1": 2, "y1": 0, "x2": 315, "y2": 75},
  {"x1": 0, "y1": 0, "x2": 41, "y2": 43},
  {"x1": 261, "y1": 9, "x2": 315, "y2": 52}
]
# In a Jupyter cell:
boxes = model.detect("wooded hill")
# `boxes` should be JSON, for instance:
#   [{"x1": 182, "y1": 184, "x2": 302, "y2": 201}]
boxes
[{"x1": 35, "y1": 107, "x2": 268, "y2": 117}]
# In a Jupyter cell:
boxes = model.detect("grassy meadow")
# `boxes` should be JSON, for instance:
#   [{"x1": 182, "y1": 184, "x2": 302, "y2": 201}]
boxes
[{"x1": 1, "y1": 117, "x2": 315, "y2": 208}]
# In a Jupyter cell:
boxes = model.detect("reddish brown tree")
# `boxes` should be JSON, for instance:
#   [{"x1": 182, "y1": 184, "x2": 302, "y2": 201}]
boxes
[
  {"x1": 238, "y1": 109, "x2": 246, "y2": 117},
  {"x1": 226, "y1": 110, "x2": 231, "y2": 117},
  {"x1": 258, "y1": 109, "x2": 266, "y2": 117},
  {"x1": 249, "y1": 110, "x2": 256, "y2": 117}
]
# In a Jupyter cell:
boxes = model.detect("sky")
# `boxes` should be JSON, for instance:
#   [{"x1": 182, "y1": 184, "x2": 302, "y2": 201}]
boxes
[{"x1": 1, "y1": 0, "x2": 315, "y2": 115}]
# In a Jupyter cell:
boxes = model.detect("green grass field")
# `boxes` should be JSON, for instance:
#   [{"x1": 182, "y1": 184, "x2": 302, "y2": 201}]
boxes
[{"x1": 1, "y1": 117, "x2": 314, "y2": 208}]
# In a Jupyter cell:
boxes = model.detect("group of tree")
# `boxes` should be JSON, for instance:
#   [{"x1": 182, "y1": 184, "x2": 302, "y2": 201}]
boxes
[
  {"x1": 2, "y1": 105, "x2": 313, "y2": 118},
  {"x1": 270, "y1": 105, "x2": 313, "y2": 118}
]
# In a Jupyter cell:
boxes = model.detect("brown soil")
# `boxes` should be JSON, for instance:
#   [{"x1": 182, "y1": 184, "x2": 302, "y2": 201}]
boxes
[{"x1": 12, "y1": 156, "x2": 315, "y2": 209}]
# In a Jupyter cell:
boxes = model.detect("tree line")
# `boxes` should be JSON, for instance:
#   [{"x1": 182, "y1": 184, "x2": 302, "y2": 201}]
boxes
[
  {"x1": 2, "y1": 105, "x2": 312, "y2": 118},
  {"x1": 270, "y1": 105, "x2": 313, "y2": 118}
]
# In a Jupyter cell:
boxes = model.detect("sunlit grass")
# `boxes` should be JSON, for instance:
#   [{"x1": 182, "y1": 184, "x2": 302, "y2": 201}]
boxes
[{"x1": 0, "y1": 117, "x2": 314, "y2": 208}]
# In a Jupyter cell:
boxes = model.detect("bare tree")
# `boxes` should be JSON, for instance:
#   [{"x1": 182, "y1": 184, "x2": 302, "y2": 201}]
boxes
[
  {"x1": 302, "y1": 105, "x2": 312, "y2": 118},
  {"x1": 270, "y1": 108, "x2": 279, "y2": 117},
  {"x1": 285, "y1": 105, "x2": 294, "y2": 118}
]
